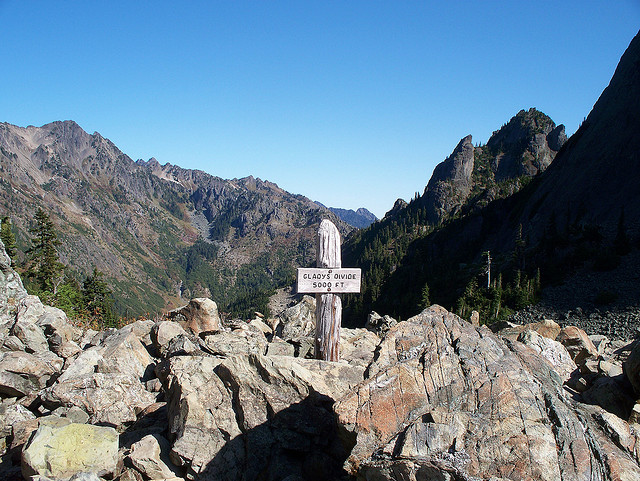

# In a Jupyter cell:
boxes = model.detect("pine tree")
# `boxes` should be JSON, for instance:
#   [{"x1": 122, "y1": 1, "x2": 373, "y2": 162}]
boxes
[
  {"x1": 26, "y1": 208, "x2": 64, "y2": 293},
  {"x1": 82, "y1": 267, "x2": 115, "y2": 326},
  {"x1": 418, "y1": 282, "x2": 431, "y2": 311},
  {"x1": 0, "y1": 216, "x2": 17, "y2": 263}
]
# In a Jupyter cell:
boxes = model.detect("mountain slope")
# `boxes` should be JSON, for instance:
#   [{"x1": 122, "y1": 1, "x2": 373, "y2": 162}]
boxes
[
  {"x1": 419, "y1": 108, "x2": 565, "y2": 225},
  {"x1": 343, "y1": 108, "x2": 565, "y2": 322},
  {"x1": 344, "y1": 30, "x2": 640, "y2": 325},
  {"x1": 0, "y1": 121, "x2": 350, "y2": 317}
]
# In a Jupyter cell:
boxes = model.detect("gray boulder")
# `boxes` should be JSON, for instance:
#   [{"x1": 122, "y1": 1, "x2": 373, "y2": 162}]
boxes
[
  {"x1": 41, "y1": 325, "x2": 157, "y2": 427},
  {"x1": 128, "y1": 434, "x2": 178, "y2": 480},
  {"x1": 365, "y1": 311, "x2": 398, "y2": 337},
  {"x1": 334, "y1": 305, "x2": 640, "y2": 480},
  {"x1": 0, "y1": 240, "x2": 27, "y2": 336},
  {"x1": 517, "y1": 329, "x2": 577, "y2": 381},
  {"x1": 276, "y1": 295, "x2": 315, "y2": 340},
  {"x1": 0, "y1": 351, "x2": 60, "y2": 397},
  {"x1": 161, "y1": 352, "x2": 362, "y2": 480}
]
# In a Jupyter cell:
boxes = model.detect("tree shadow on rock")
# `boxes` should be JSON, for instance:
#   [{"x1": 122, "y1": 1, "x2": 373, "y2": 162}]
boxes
[{"x1": 200, "y1": 392, "x2": 356, "y2": 481}]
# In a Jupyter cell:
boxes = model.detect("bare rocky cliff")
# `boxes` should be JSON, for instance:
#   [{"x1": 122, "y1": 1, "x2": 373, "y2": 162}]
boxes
[
  {"x1": 516, "y1": 30, "x2": 640, "y2": 242},
  {"x1": 419, "y1": 108, "x2": 566, "y2": 225}
]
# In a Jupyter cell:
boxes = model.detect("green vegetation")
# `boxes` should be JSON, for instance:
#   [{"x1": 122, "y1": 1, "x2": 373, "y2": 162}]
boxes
[
  {"x1": 13, "y1": 208, "x2": 119, "y2": 327},
  {"x1": 0, "y1": 216, "x2": 17, "y2": 263},
  {"x1": 24, "y1": 208, "x2": 64, "y2": 293},
  {"x1": 81, "y1": 268, "x2": 116, "y2": 326},
  {"x1": 175, "y1": 240, "x2": 295, "y2": 319},
  {"x1": 456, "y1": 269, "x2": 540, "y2": 324}
]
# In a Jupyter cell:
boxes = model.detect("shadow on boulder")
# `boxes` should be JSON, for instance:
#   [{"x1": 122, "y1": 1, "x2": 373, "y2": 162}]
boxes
[{"x1": 199, "y1": 392, "x2": 355, "y2": 481}]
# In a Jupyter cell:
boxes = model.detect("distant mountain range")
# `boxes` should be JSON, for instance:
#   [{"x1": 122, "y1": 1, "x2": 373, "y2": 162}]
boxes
[
  {"x1": 0, "y1": 120, "x2": 353, "y2": 317},
  {"x1": 322, "y1": 206, "x2": 377, "y2": 228}
]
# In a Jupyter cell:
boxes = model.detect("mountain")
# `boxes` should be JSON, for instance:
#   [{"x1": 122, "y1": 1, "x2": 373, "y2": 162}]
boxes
[
  {"x1": 342, "y1": 108, "x2": 565, "y2": 322},
  {"x1": 0, "y1": 120, "x2": 351, "y2": 317},
  {"x1": 329, "y1": 207, "x2": 377, "y2": 228},
  {"x1": 417, "y1": 108, "x2": 566, "y2": 225},
  {"x1": 343, "y1": 30, "x2": 640, "y2": 326}
]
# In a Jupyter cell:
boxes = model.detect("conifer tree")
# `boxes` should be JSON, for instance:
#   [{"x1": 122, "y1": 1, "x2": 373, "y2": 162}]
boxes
[
  {"x1": 82, "y1": 267, "x2": 115, "y2": 326},
  {"x1": 0, "y1": 216, "x2": 17, "y2": 263},
  {"x1": 418, "y1": 282, "x2": 431, "y2": 311},
  {"x1": 26, "y1": 208, "x2": 64, "y2": 293}
]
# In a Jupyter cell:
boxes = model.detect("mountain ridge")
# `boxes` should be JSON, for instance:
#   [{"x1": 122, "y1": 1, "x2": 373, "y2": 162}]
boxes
[
  {"x1": 0, "y1": 120, "x2": 351, "y2": 317},
  {"x1": 343, "y1": 30, "x2": 640, "y2": 325}
]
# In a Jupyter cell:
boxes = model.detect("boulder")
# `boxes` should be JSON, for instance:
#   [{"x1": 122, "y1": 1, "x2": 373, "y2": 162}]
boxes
[
  {"x1": 41, "y1": 326, "x2": 157, "y2": 428},
  {"x1": 0, "y1": 351, "x2": 59, "y2": 397},
  {"x1": 249, "y1": 317, "x2": 273, "y2": 338},
  {"x1": 1, "y1": 335, "x2": 25, "y2": 352},
  {"x1": 517, "y1": 329, "x2": 577, "y2": 381},
  {"x1": 15, "y1": 296, "x2": 82, "y2": 358},
  {"x1": 265, "y1": 338, "x2": 296, "y2": 357},
  {"x1": 200, "y1": 330, "x2": 267, "y2": 357},
  {"x1": 276, "y1": 295, "x2": 315, "y2": 340},
  {"x1": 0, "y1": 398, "x2": 36, "y2": 440},
  {"x1": 21, "y1": 421, "x2": 119, "y2": 480},
  {"x1": 365, "y1": 311, "x2": 397, "y2": 337},
  {"x1": 41, "y1": 372, "x2": 157, "y2": 428},
  {"x1": 162, "y1": 353, "x2": 358, "y2": 480},
  {"x1": 339, "y1": 327, "x2": 380, "y2": 369},
  {"x1": 624, "y1": 340, "x2": 640, "y2": 395},
  {"x1": 129, "y1": 434, "x2": 178, "y2": 480},
  {"x1": 151, "y1": 321, "x2": 191, "y2": 357},
  {"x1": 0, "y1": 241, "x2": 27, "y2": 335},
  {"x1": 166, "y1": 298, "x2": 221, "y2": 335},
  {"x1": 334, "y1": 305, "x2": 640, "y2": 480},
  {"x1": 122, "y1": 319, "x2": 155, "y2": 347},
  {"x1": 98, "y1": 326, "x2": 153, "y2": 378},
  {"x1": 498, "y1": 318, "x2": 562, "y2": 341},
  {"x1": 11, "y1": 316, "x2": 48, "y2": 353},
  {"x1": 581, "y1": 375, "x2": 636, "y2": 420},
  {"x1": 557, "y1": 325, "x2": 599, "y2": 365}
]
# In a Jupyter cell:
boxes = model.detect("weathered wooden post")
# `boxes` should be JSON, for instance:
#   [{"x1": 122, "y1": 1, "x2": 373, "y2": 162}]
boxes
[
  {"x1": 315, "y1": 220, "x2": 342, "y2": 361},
  {"x1": 296, "y1": 219, "x2": 361, "y2": 361}
]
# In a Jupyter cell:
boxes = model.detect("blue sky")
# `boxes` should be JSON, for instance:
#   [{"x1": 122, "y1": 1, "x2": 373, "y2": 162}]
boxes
[{"x1": 1, "y1": 1, "x2": 638, "y2": 218}]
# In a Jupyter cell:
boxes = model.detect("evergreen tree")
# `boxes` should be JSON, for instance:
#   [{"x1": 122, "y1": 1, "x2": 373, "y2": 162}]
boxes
[
  {"x1": 82, "y1": 267, "x2": 115, "y2": 326},
  {"x1": 0, "y1": 216, "x2": 17, "y2": 263},
  {"x1": 418, "y1": 282, "x2": 431, "y2": 311},
  {"x1": 26, "y1": 208, "x2": 64, "y2": 293},
  {"x1": 614, "y1": 208, "x2": 631, "y2": 255},
  {"x1": 55, "y1": 275, "x2": 83, "y2": 317}
]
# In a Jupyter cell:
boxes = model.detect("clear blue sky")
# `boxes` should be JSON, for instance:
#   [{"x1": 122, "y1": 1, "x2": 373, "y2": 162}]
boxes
[{"x1": 1, "y1": 1, "x2": 638, "y2": 218}]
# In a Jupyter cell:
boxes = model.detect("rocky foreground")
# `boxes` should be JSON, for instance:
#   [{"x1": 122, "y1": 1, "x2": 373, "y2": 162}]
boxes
[{"x1": 2, "y1": 244, "x2": 640, "y2": 481}]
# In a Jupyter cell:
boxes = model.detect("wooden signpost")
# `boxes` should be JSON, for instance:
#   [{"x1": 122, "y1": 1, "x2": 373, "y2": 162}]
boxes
[{"x1": 296, "y1": 219, "x2": 361, "y2": 361}]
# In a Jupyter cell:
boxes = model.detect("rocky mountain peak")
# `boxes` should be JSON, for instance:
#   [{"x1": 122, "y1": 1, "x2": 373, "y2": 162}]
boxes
[
  {"x1": 417, "y1": 108, "x2": 565, "y2": 226},
  {"x1": 487, "y1": 108, "x2": 556, "y2": 150},
  {"x1": 0, "y1": 120, "x2": 351, "y2": 316},
  {"x1": 383, "y1": 198, "x2": 408, "y2": 220},
  {"x1": 428, "y1": 134, "x2": 475, "y2": 188},
  {"x1": 419, "y1": 134, "x2": 475, "y2": 224},
  {"x1": 486, "y1": 108, "x2": 565, "y2": 180}
]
